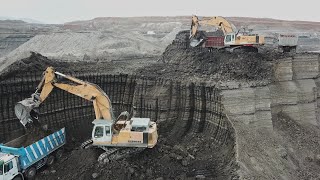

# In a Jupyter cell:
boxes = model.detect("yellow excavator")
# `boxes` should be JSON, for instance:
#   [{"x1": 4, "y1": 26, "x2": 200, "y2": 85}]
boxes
[
  {"x1": 190, "y1": 15, "x2": 265, "y2": 52},
  {"x1": 14, "y1": 67, "x2": 158, "y2": 161}
]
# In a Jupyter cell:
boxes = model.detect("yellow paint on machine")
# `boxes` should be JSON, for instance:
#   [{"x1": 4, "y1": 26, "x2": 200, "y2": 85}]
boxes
[
  {"x1": 148, "y1": 130, "x2": 158, "y2": 148},
  {"x1": 236, "y1": 36, "x2": 265, "y2": 45},
  {"x1": 113, "y1": 131, "x2": 144, "y2": 144},
  {"x1": 114, "y1": 131, "x2": 130, "y2": 144},
  {"x1": 129, "y1": 132, "x2": 143, "y2": 142}
]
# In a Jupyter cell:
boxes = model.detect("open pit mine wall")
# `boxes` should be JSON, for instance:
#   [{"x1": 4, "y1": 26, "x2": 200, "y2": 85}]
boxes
[
  {"x1": 222, "y1": 54, "x2": 320, "y2": 128},
  {"x1": 220, "y1": 53, "x2": 320, "y2": 179},
  {"x1": 0, "y1": 73, "x2": 235, "y2": 151}
]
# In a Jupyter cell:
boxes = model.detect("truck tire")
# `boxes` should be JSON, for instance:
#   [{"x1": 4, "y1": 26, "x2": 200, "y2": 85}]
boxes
[
  {"x1": 25, "y1": 167, "x2": 36, "y2": 179},
  {"x1": 55, "y1": 149, "x2": 64, "y2": 160},
  {"x1": 46, "y1": 155, "x2": 55, "y2": 166}
]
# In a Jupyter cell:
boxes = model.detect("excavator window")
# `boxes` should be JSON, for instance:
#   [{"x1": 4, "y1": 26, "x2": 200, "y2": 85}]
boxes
[
  {"x1": 225, "y1": 35, "x2": 232, "y2": 42},
  {"x1": 105, "y1": 126, "x2": 111, "y2": 135},
  {"x1": 131, "y1": 126, "x2": 147, "y2": 132},
  {"x1": 94, "y1": 126, "x2": 104, "y2": 138}
]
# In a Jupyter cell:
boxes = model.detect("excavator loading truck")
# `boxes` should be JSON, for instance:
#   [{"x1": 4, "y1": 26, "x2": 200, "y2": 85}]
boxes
[
  {"x1": 14, "y1": 67, "x2": 158, "y2": 162},
  {"x1": 190, "y1": 15, "x2": 265, "y2": 52}
]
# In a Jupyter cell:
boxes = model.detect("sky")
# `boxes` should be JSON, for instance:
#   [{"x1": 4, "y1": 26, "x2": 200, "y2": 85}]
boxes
[{"x1": 0, "y1": 0, "x2": 319, "y2": 24}]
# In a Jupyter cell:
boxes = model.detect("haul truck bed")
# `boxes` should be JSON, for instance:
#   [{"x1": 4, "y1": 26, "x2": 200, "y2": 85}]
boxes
[{"x1": 0, "y1": 128, "x2": 65, "y2": 170}]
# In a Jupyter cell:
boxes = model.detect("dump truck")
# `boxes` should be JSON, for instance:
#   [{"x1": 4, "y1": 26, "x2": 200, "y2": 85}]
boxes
[
  {"x1": 278, "y1": 34, "x2": 298, "y2": 53},
  {"x1": 0, "y1": 128, "x2": 66, "y2": 180}
]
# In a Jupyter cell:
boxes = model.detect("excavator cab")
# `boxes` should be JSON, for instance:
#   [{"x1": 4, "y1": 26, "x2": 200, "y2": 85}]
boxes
[
  {"x1": 92, "y1": 120, "x2": 113, "y2": 145},
  {"x1": 224, "y1": 33, "x2": 236, "y2": 45}
]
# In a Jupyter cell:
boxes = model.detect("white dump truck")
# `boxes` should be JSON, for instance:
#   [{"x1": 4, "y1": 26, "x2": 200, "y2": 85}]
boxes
[
  {"x1": 278, "y1": 34, "x2": 298, "y2": 53},
  {"x1": 0, "y1": 128, "x2": 65, "y2": 180}
]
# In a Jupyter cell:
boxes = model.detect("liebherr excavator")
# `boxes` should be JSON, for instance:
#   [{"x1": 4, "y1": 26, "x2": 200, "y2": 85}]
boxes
[
  {"x1": 14, "y1": 67, "x2": 158, "y2": 161},
  {"x1": 190, "y1": 15, "x2": 265, "y2": 52}
]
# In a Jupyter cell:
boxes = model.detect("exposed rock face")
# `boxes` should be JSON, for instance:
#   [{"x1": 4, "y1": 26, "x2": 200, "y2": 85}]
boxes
[
  {"x1": 0, "y1": 53, "x2": 237, "y2": 179},
  {"x1": 221, "y1": 54, "x2": 320, "y2": 179},
  {"x1": 148, "y1": 30, "x2": 320, "y2": 179}
]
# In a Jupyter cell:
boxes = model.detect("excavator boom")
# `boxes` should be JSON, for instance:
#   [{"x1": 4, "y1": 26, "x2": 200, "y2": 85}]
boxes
[
  {"x1": 15, "y1": 67, "x2": 114, "y2": 126},
  {"x1": 190, "y1": 15, "x2": 235, "y2": 38},
  {"x1": 38, "y1": 68, "x2": 114, "y2": 121}
]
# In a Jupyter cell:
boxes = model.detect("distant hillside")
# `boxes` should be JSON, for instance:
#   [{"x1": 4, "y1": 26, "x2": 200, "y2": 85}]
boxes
[
  {"x1": 0, "y1": 17, "x2": 43, "y2": 24},
  {"x1": 64, "y1": 16, "x2": 320, "y2": 33}
]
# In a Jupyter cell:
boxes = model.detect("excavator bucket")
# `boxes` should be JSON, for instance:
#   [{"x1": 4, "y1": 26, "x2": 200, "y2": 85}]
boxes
[
  {"x1": 15, "y1": 98, "x2": 40, "y2": 127},
  {"x1": 190, "y1": 37, "x2": 203, "y2": 47}
]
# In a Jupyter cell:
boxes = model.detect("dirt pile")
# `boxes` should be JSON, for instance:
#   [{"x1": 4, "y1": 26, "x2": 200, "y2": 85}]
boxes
[
  {"x1": 138, "y1": 31, "x2": 291, "y2": 83},
  {"x1": 37, "y1": 129, "x2": 237, "y2": 180},
  {"x1": 5, "y1": 127, "x2": 52, "y2": 148},
  {"x1": 1, "y1": 31, "x2": 164, "y2": 63},
  {"x1": 273, "y1": 112, "x2": 320, "y2": 179},
  {"x1": 36, "y1": 148, "x2": 102, "y2": 180},
  {"x1": 1, "y1": 52, "x2": 65, "y2": 76},
  {"x1": 0, "y1": 52, "x2": 158, "y2": 79}
]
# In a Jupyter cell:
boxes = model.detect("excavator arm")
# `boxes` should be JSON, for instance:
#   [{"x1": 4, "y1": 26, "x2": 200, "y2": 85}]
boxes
[
  {"x1": 190, "y1": 15, "x2": 236, "y2": 47},
  {"x1": 15, "y1": 67, "x2": 114, "y2": 127},
  {"x1": 190, "y1": 15, "x2": 235, "y2": 38}
]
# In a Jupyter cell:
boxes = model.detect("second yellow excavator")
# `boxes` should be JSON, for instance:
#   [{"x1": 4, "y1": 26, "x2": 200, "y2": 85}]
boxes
[
  {"x1": 190, "y1": 15, "x2": 265, "y2": 52},
  {"x1": 14, "y1": 67, "x2": 158, "y2": 161}
]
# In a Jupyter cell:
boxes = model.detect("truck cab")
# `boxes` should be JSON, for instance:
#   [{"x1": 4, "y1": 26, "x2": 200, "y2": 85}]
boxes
[{"x1": 0, "y1": 153, "x2": 22, "y2": 180}]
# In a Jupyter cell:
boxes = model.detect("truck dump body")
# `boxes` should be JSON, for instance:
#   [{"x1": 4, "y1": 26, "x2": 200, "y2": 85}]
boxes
[
  {"x1": 278, "y1": 34, "x2": 298, "y2": 46},
  {"x1": 204, "y1": 36, "x2": 225, "y2": 47},
  {"x1": 0, "y1": 128, "x2": 65, "y2": 170}
]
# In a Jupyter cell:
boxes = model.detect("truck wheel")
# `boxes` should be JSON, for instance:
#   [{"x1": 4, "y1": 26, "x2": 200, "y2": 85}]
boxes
[
  {"x1": 55, "y1": 149, "x2": 64, "y2": 159},
  {"x1": 25, "y1": 167, "x2": 36, "y2": 179},
  {"x1": 46, "y1": 155, "x2": 55, "y2": 166}
]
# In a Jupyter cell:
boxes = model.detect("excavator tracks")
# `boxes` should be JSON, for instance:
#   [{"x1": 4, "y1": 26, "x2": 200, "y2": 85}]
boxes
[
  {"x1": 81, "y1": 139, "x2": 145, "y2": 164},
  {"x1": 98, "y1": 147, "x2": 145, "y2": 164},
  {"x1": 81, "y1": 139, "x2": 93, "y2": 149}
]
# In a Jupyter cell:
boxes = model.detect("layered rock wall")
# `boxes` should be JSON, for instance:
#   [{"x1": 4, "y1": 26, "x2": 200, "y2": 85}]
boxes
[{"x1": 220, "y1": 54, "x2": 320, "y2": 179}]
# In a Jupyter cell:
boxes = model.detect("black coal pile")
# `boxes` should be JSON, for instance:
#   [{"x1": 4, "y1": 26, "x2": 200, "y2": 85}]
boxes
[
  {"x1": 0, "y1": 52, "x2": 69, "y2": 77},
  {"x1": 139, "y1": 31, "x2": 292, "y2": 82},
  {"x1": 0, "y1": 52, "x2": 123, "y2": 79},
  {"x1": 37, "y1": 131, "x2": 238, "y2": 180}
]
